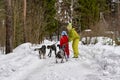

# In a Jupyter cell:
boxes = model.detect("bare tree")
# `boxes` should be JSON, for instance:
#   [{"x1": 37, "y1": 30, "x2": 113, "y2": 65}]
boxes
[
  {"x1": 5, "y1": 0, "x2": 13, "y2": 54},
  {"x1": 23, "y1": 0, "x2": 27, "y2": 42}
]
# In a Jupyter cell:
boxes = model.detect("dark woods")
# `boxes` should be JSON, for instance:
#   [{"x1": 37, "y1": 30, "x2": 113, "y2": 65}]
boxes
[{"x1": 0, "y1": 0, "x2": 120, "y2": 54}]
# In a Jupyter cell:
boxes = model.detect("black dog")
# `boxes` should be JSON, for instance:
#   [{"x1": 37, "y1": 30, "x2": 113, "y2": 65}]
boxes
[
  {"x1": 47, "y1": 44, "x2": 57, "y2": 57},
  {"x1": 56, "y1": 44, "x2": 67, "y2": 63},
  {"x1": 34, "y1": 45, "x2": 46, "y2": 59}
]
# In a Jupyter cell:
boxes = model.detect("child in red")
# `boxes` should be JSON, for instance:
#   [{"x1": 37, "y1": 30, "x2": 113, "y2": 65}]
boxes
[{"x1": 60, "y1": 31, "x2": 70, "y2": 58}]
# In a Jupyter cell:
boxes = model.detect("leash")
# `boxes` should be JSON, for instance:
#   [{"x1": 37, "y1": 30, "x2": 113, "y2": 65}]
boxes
[{"x1": 53, "y1": 41, "x2": 59, "y2": 45}]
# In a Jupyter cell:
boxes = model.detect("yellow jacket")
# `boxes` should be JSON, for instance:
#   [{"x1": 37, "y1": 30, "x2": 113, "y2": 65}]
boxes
[{"x1": 68, "y1": 28, "x2": 80, "y2": 42}]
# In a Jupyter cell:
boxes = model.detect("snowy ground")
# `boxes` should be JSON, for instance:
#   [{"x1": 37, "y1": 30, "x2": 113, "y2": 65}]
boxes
[{"x1": 0, "y1": 40, "x2": 120, "y2": 80}]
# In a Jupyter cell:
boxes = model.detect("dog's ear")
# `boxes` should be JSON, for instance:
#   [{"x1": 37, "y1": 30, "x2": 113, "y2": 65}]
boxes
[
  {"x1": 47, "y1": 45, "x2": 50, "y2": 49},
  {"x1": 57, "y1": 44, "x2": 60, "y2": 47},
  {"x1": 57, "y1": 44, "x2": 60, "y2": 49},
  {"x1": 42, "y1": 45, "x2": 46, "y2": 48},
  {"x1": 44, "y1": 45, "x2": 46, "y2": 48}
]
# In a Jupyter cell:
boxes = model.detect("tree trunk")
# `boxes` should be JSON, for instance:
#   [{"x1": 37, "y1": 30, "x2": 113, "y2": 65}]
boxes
[
  {"x1": 5, "y1": 0, "x2": 13, "y2": 54},
  {"x1": 23, "y1": 0, "x2": 27, "y2": 42}
]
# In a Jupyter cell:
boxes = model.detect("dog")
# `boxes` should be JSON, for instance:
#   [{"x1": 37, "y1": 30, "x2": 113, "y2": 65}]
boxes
[
  {"x1": 47, "y1": 44, "x2": 56, "y2": 57},
  {"x1": 56, "y1": 44, "x2": 67, "y2": 63},
  {"x1": 34, "y1": 45, "x2": 46, "y2": 59}
]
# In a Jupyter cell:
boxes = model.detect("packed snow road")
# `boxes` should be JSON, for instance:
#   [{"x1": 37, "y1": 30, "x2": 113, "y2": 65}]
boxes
[
  {"x1": 0, "y1": 40, "x2": 120, "y2": 80},
  {"x1": 24, "y1": 57, "x2": 94, "y2": 80}
]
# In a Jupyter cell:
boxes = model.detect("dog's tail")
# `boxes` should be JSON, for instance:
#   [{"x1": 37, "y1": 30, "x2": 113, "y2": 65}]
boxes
[{"x1": 34, "y1": 48, "x2": 40, "y2": 51}]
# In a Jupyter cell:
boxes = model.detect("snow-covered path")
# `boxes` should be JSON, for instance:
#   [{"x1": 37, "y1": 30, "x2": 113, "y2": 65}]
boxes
[
  {"x1": 1, "y1": 40, "x2": 120, "y2": 80},
  {"x1": 24, "y1": 57, "x2": 93, "y2": 80}
]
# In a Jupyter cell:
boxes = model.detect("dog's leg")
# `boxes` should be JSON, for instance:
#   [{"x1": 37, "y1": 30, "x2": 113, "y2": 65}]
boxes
[
  {"x1": 48, "y1": 52, "x2": 50, "y2": 57},
  {"x1": 43, "y1": 54, "x2": 46, "y2": 59},
  {"x1": 48, "y1": 49, "x2": 52, "y2": 57},
  {"x1": 43, "y1": 56, "x2": 45, "y2": 59},
  {"x1": 49, "y1": 49, "x2": 52, "y2": 57},
  {"x1": 54, "y1": 50, "x2": 56, "y2": 57},
  {"x1": 61, "y1": 58, "x2": 64, "y2": 63},
  {"x1": 56, "y1": 58, "x2": 58, "y2": 63},
  {"x1": 39, "y1": 54, "x2": 41, "y2": 59},
  {"x1": 39, "y1": 51, "x2": 42, "y2": 59}
]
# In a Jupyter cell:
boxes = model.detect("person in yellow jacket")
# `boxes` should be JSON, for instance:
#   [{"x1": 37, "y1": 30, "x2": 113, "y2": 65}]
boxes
[{"x1": 66, "y1": 23, "x2": 80, "y2": 58}]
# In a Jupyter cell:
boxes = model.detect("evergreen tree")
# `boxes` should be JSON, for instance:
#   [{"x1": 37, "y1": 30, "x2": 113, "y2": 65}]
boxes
[
  {"x1": 73, "y1": 0, "x2": 108, "y2": 31},
  {"x1": 44, "y1": 0, "x2": 58, "y2": 40}
]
